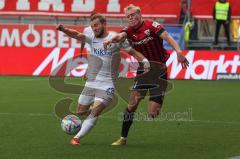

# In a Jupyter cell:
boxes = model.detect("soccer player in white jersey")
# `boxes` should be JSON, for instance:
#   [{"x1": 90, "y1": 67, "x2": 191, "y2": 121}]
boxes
[{"x1": 56, "y1": 13, "x2": 150, "y2": 145}]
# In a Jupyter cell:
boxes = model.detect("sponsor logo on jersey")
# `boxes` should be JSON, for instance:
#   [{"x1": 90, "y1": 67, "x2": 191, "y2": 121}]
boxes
[
  {"x1": 144, "y1": 29, "x2": 150, "y2": 36},
  {"x1": 93, "y1": 48, "x2": 112, "y2": 56},
  {"x1": 131, "y1": 36, "x2": 154, "y2": 45}
]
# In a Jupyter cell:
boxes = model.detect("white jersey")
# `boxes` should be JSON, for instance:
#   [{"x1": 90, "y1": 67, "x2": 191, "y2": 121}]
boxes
[
  {"x1": 83, "y1": 26, "x2": 94, "y2": 52},
  {"x1": 78, "y1": 32, "x2": 131, "y2": 105},
  {"x1": 84, "y1": 32, "x2": 131, "y2": 89}
]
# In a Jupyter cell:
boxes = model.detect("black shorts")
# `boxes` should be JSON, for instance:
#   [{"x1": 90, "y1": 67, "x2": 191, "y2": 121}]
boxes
[{"x1": 132, "y1": 67, "x2": 168, "y2": 105}]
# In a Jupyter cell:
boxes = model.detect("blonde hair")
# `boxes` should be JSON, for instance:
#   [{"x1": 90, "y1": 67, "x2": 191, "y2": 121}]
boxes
[{"x1": 124, "y1": 4, "x2": 141, "y2": 13}]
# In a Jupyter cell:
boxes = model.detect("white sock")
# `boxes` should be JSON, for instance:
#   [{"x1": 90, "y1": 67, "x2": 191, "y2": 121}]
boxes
[
  {"x1": 120, "y1": 137, "x2": 127, "y2": 140},
  {"x1": 74, "y1": 114, "x2": 98, "y2": 139}
]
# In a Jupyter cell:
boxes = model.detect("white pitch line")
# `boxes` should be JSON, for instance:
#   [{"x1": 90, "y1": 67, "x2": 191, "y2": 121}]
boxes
[
  {"x1": 0, "y1": 78, "x2": 49, "y2": 81},
  {"x1": 100, "y1": 115, "x2": 240, "y2": 125},
  {"x1": 228, "y1": 156, "x2": 240, "y2": 159},
  {"x1": 0, "y1": 112, "x2": 53, "y2": 117},
  {"x1": 0, "y1": 112, "x2": 240, "y2": 125},
  {"x1": 19, "y1": 78, "x2": 49, "y2": 81},
  {"x1": 191, "y1": 119, "x2": 240, "y2": 125}
]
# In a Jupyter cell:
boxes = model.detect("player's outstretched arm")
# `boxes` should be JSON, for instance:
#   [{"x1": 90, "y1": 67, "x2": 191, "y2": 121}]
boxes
[
  {"x1": 103, "y1": 32, "x2": 127, "y2": 49},
  {"x1": 56, "y1": 24, "x2": 86, "y2": 41},
  {"x1": 127, "y1": 48, "x2": 150, "y2": 73},
  {"x1": 160, "y1": 31, "x2": 189, "y2": 69}
]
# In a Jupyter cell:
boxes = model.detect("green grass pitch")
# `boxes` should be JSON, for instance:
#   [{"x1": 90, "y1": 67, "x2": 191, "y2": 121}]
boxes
[{"x1": 0, "y1": 76, "x2": 240, "y2": 159}]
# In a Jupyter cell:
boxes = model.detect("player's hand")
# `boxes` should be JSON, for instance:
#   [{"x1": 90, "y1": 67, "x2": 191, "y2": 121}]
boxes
[
  {"x1": 177, "y1": 52, "x2": 189, "y2": 69},
  {"x1": 142, "y1": 58, "x2": 150, "y2": 73},
  {"x1": 103, "y1": 40, "x2": 113, "y2": 49},
  {"x1": 56, "y1": 24, "x2": 64, "y2": 31}
]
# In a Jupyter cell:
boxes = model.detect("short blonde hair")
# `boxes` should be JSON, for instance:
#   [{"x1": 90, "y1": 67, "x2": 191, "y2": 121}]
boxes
[{"x1": 124, "y1": 4, "x2": 141, "y2": 13}]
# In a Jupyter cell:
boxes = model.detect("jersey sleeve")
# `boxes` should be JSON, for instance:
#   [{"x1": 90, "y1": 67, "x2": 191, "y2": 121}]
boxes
[
  {"x1": 120, "y1": 26, "x2": 130, "y2": 38},
  {"x1": 83, "y1": 27, "x2": 94, "y2": 38},
  {"x1": 150, "y1": 21, "x2": 165, "y2": 36},
  {"x1": 120, "y1": 26, "x2": 128, "y2": 33},
  {"x1": 84, "y1": 34, "x2": 92, "y2": 44},
  {"x1": 83, "y1": 26, "x2": 94, "y2": 44},
  {"x1": 119, "y1": 39, "x2": 132, "y2": 52}
]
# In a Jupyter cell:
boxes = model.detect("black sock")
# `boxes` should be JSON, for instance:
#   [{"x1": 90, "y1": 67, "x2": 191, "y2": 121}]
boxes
[{"x1": 121, "y1": 108, "x2": 134, "y2": 138}]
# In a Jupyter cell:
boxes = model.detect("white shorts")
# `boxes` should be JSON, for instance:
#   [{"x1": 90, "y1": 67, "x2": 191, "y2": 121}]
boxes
[{"x1": 78, "y1": 81, "x2": 115, "y2": 106}]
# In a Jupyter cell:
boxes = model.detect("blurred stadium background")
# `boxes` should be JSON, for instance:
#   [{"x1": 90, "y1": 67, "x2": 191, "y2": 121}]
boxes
[{"x1": 0, "y1": 0, "x2": 240, "y2": 159}]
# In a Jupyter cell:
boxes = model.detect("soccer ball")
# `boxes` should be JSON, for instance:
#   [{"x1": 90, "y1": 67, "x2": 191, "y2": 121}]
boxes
[{"x1": 61, "y1": 115, "x2": 82, "y2": 135}]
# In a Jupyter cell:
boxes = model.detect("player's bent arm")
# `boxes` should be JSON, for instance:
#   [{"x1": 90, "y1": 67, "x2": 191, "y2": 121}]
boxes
[
  {"x1": 160, "y1": 31, "x2": 182, "y2": 54},
  {"x1": 104, "y1": 32, "x2": 127, "y2": 49},
  {"x1": 114, "y1": 32, "x2": 127, "y2": 42},
  {"x1": 160, "y1": 31, "x2": 189, "y2": 68},
  {"x1": 56, "y1": 24, "x2": 86, "y2": 41},
  {"x1": 127, "y1": 48, "x2": 145, "y2": 62},
  {"x1": 62, "y1": 28, "x2": 85, "y2": 41},
  {"x1": 127, "y1": 48, "x2": 150, "y2": 71}
]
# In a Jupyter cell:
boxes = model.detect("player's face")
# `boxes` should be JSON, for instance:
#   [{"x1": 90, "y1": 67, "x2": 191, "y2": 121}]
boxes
[
  {"x1": 125, "y1": 9, "x2": 142, "y2": 27},
  {"x1": 90, "y1": 18, "x2": 106, "y2": 38}
]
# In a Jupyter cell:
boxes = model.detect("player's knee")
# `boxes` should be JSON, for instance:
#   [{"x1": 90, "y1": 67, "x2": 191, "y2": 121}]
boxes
[
  {"x1": 77, "y1": 105, "x2": 89, "y2": 115},
  {"x1": 91, "y1": 102, "x2": 106, "y2": 117},
  {"x1": 148, "y1": 110, "x2": 160, "y2": 119},
  {"x1": 128, "y1": 95, "x2": 141, "y2": 110},
  {"x1": 128, "y1": 99, "x2": 140, "y2": 112},
  {"x1": 91, "y1": 111, "x2": 101, "y2": 117},
  {"x1": 127, "y1": 105, "x2": 137, "y2": 112},
  {"x1": 77, "y1": 110, "x2": 86, "y2": 116},
  {"x1": 148, "y1": 104, "x2": 161, "y2": 119}
]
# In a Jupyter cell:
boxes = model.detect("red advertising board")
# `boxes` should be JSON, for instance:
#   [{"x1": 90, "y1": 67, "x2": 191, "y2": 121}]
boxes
[
  {"x1": 0, "y1": 24, "x2": 121, "y2": 48},
  {"x1": 0, "y1": 24, "x2": 240, "y2": 80},
  {"x1": 1, "y1": 47, "x2": 240, "y2": 80},
  {"x1": 0, "y1": 0, "x2": 180, "y2": 19},
  {"x1": 167, "y1": 50, "x2": 240, "y2": 80}
]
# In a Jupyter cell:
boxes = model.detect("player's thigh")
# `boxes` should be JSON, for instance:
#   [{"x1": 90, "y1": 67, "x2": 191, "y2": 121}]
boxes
[
  {"x1": 86, "y1": 85, "x2": 115, "y2": 116},
  {"x1": 78, "y1": 86, "x2": 95, "y2": 105},
  {"x1": 148, "y1": 89, "x2": 165, "y2": 118},
  {"x1": 95, "y1": 88, "x2": 114, "y2": 106},
  {"x1": 130, "y1": 79, "x2": 148, "y2": 107},
  {"x1": 148, "y1": 73, "x2": 167, "y2": 116},
  {"x1": 77, "y1": 103, "x2": 91, "y2": 113},
  {"x1": 149, "y1": 73, "x2": 167, "y2": 103},
  {"x1": 77, "y1": 87, "x2": 94, "y2": 114},
  {"x1": 91, "y1": 96, "x2": 114, "y2": 117},
  {"x1": 94, "y1": 83, "x2": 115, "y2": 104}
]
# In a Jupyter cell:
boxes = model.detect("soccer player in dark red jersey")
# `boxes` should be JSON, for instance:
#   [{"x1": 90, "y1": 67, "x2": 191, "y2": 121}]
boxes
[{"x1": 104, "y1": 4, "x2": 189, "y2": 145}]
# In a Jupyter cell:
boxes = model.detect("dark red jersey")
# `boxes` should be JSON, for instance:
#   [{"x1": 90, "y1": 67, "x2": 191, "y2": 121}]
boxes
[{"x1": 121, "y1": 20, "x2": 169, "y2": 64}]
